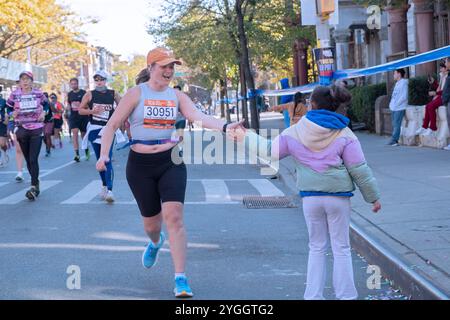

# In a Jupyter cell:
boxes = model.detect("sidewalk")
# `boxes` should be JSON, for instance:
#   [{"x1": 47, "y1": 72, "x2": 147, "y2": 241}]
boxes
[{"x1": 256, "y1": 112, "x2": 450, "y2": 298}]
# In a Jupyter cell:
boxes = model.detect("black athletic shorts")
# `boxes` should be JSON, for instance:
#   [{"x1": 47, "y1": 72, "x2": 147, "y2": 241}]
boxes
[
  {"x1": 126, "y1": 147, "x2": 187, "y2": 217},
  {"x1": 53, "y1": 118, "x2": 63, "y2": 129},
  {"x1": 69, "y1": 115, "x2": 88, "y2": 132},
  {"x1": 0, "y1": 123, "x2": 7, "y2": 137}
]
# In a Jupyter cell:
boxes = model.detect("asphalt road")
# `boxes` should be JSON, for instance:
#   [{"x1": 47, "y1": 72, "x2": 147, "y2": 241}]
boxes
[{"x1": 0, "y1": 119, "x2": 405, "y2": 300}]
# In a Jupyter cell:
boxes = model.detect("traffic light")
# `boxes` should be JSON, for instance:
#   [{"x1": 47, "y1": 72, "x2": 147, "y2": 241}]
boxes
[{"x1": 316, "y1": 0, "x2": 335, "y2": 17}]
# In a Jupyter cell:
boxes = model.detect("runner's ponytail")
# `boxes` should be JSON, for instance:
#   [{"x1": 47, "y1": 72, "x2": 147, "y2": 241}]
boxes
[{"x1": 135, "y1": 68, "x2": 150, "y2": 85}]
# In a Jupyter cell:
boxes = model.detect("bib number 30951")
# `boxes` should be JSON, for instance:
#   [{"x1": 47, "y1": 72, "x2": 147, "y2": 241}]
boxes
[{"x1": 143, "y1": 99, "x2": 177, "y2": 129}]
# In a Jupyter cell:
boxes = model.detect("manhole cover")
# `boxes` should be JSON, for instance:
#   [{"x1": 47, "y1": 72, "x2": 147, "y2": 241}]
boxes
[{"x1": 242, "y1": 196, "x2": 298, "y2": 209}]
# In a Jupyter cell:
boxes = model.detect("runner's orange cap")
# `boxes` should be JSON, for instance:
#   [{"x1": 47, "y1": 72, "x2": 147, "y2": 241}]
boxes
[{"x1": 147, "y1": 47, "x2": 182, "y2": 66}]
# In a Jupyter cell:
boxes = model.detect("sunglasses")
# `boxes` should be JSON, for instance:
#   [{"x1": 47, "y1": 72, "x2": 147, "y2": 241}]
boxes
[{"x1": 94, "y1": 77, "x2": 106, "y2": 82}]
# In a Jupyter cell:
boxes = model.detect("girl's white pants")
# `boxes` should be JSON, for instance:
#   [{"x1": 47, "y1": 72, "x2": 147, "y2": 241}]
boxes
[{"x1": 302, "y1": 196, "x2": 358, "y2": 300}]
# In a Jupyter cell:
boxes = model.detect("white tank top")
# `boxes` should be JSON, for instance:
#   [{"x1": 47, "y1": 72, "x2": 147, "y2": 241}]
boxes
[{"x1": 129, "y1": 83, "x2": 179, "y2": 140}]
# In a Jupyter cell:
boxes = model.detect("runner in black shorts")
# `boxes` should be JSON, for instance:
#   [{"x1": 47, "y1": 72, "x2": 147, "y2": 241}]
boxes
[
  {"x1": 67, "y1": 78, "x2": 90, "y2": 162},
  {"x1": 96, "y1": 47, "x2": 244, "y2": 298}
]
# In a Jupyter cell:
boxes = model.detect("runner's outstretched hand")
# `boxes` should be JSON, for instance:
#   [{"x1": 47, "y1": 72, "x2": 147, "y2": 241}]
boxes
[
  {"x1": 226, "y1": 121, "x2": 246, "y2": 142},
  {"x1": 226, "y1": 120, "x2": 245, "y2": 131}
]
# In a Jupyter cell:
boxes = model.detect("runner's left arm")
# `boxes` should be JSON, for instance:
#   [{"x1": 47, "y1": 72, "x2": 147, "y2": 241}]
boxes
[{"x1": 177, "y1": 90, "x2": 228, "y2": 131}]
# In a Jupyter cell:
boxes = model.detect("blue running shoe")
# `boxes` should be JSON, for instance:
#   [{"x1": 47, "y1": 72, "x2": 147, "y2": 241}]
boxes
[
  {"x1": 142, "y1": 232, "x2": 165, "y2": 269},
  {"x1": 174, "y1": 276, "x2": 194, "y2": 298}
]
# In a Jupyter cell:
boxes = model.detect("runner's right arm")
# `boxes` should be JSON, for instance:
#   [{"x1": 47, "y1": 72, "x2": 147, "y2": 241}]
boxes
[{"x1": 97, "y1": 86, "x2": 140, "y2": 167}]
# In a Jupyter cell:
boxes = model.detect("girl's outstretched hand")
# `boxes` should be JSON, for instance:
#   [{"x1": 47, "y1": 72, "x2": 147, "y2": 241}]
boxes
[{"x1": 372, "y1": 200, "x2": 381, "y2": 213}]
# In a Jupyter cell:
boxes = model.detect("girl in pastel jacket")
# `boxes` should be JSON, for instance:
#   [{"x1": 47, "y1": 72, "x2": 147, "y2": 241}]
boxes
[{"x1": 241, "y1": 84, "x2": 381, "y2": 300}]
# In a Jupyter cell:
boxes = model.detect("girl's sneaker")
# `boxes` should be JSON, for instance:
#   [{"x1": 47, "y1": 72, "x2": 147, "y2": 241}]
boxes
[{"x1": 174, "y1": 276, "x2": 193, "y2": 298}]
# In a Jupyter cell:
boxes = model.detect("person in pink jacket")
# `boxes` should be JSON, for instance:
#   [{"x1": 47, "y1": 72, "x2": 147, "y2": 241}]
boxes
[{"x1": 235, "y1": 84, "x2": 381, "y2": 300}]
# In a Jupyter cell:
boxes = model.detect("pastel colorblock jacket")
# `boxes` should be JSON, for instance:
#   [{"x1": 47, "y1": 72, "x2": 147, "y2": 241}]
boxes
[{"x1": 246, "y1": 110, "x2": 380, "y2": 203}]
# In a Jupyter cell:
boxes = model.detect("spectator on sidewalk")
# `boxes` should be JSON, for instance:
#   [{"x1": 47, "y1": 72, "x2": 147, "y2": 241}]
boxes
[
  {"x1": 388, "y1": 68, "x2": 408, "y2": 146},
  {"x1": 442, "y1": 57, "x2": 450, "y2": 150},
  {"x1": 268, "y1": 92, "x2": 308, "y2": 126},
  {"x1": 416, "y1": 62, "x2": 448, "y2": 136}
]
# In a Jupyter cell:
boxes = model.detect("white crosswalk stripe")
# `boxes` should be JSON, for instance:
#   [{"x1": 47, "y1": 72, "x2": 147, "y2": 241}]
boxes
[
  {"x1": 0, "y1": 180, "x2": 62, "y2": 204},
  {"x1": 0, "y1": 179, "x2": 285, "y2": 205},
  {"x1": 248, "y1": 179, "x2": 284, "y2": 197},
  {"x1": 201, "y1": 179, "x2": 231, "y2": 203},
  {"x1": 61, "y1": 180, "x2": 103, "y2": 204}
]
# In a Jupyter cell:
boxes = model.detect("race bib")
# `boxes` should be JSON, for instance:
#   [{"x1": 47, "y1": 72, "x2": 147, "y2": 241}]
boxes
[
  {"x1": 19, "y1": 95, "x2": 38, "y2": 114},
  {"x1": 71, "y1": 101, "x2": 81, "y2": 111},
  {"x1": 92, "y1": 103, "x2": 113, "y2": 122},
  {"x1": 143, "y1": 99, "x2": 177, "y2": 129}
]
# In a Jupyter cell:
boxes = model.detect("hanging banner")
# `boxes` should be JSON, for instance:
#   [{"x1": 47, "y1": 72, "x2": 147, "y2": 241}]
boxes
[
  {"x1": 313, "y1": 47, "x2": 335, "y2": 85},
  {"x1": 333, "y1": 45, "x2": 450, "y2": 80},
  {"x1": 261, "y1": 45, "x2": 450, "y2": 97}
]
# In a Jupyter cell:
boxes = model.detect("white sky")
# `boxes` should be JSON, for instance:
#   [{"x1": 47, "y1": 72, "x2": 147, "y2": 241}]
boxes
[{"x1": 57, "y1": 0, "x2": 164, "y2": 60}]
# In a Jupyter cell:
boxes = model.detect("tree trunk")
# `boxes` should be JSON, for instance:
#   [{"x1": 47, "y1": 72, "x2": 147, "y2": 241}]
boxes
[
  {"x1": 224, "y1": 73, "x2": 231, "y2": 123},
  {"x1": 239, "y1": 60, "x2": 249, "y2": 128},
  {"x1": 235, "y1": 0, "x2": 259, "y2": 131},
  {"x1": 220, "y1": 79, "x2": 226, "y2": 119}
]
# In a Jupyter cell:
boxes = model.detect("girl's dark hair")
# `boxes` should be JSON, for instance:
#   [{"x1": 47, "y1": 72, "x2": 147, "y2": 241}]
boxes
[
  {"x1": 293, "y1": 92, "x2": 303, "y2": 106},
  {"x1": 293, "y1": 92, "x2": 304, "y2": 114},
  {"x1": 310, "y1": 85, "x2": 352, "y2": 112},
  {"x1": 440, "y1": 62, "x2": 446, "y2": 69}
]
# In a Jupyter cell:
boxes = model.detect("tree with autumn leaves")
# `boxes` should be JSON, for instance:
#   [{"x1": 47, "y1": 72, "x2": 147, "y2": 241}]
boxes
[
  {"x1": 0, "y1": 0, "x2": 95, "y2": 93},
  {"x1": 148, "y1": 0, "x2": 315, "y2": 130}
]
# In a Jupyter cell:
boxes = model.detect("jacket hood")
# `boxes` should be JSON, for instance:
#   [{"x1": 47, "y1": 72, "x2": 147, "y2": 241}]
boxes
[{"x1": 287, "y1": 110, "x2": 354, "y2": 152}]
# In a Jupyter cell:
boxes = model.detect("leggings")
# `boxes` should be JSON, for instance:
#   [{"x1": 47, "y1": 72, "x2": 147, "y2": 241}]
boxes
[
  {"x1": 88, "y1": 129, "x2": 114, "y2": 191},
  {"x1": 302, "y1": 196, "x2": 357, "y2": 300},
  {"x1": 15, "y1": 127, "x2": 43, "y2": 186},
  {"x1": 422, "y1": 96, "x2": 443, "y2": 131}
]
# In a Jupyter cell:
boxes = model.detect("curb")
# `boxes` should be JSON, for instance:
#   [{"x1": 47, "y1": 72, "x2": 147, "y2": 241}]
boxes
[{"x1": 350, "y1": 222, "x2": 449, "y2": 300}]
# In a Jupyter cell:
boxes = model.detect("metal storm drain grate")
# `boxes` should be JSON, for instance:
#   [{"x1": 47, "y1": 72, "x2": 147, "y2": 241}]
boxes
[{"x1": 242, "y1": 196, "x2": 298, "y2": 209}]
